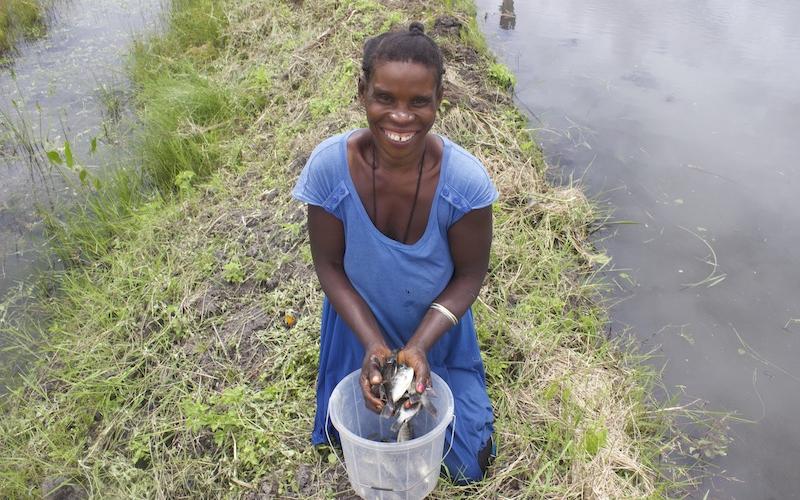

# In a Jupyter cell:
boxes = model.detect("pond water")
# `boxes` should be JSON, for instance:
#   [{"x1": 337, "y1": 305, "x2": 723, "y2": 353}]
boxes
[
  {"x1": 477, "y1": 0, "x2": 800, "y2": 497},
  {"x1": 0, "y1": 0, "x2": 162, "y2": 375}
]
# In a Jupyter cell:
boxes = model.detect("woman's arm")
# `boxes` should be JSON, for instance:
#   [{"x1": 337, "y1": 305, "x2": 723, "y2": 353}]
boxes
[
  {"x1": 400, "y1": 206, "x2": 493, "y2": 390},
  {"x1": 307, "y1": 205, "x2": 391, "y2": 411}
]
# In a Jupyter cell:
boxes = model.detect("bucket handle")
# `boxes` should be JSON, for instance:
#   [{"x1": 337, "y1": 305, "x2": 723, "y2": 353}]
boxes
[
  {"x1": 323, "y1": 406, "x2": 344, "y2": 465},
  {"x1": 325, "y1": 408, "x2": 457, "y2": 493}
]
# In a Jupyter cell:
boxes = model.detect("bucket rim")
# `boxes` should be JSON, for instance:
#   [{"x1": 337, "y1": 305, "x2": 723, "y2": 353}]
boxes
[{"x1": 329, "y1": 369, "x2": 455, "y2": 451}]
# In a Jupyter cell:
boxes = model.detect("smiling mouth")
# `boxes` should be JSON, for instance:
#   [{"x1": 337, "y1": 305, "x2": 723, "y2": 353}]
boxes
[{"x1": 382, "y1": 128, "x2": 416, "y2": 143}]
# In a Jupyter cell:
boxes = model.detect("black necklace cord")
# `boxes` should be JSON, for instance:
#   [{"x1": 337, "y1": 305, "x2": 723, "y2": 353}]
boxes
[
  {"x1": 402, "y1": 147, "x2": 426, "y2": 244},
  {"x1": 371, "y1": 141, "x2": 378, "y2": 223},
  {"x1": 370, "y1": 139, "x2": 427, "y2": 244}
]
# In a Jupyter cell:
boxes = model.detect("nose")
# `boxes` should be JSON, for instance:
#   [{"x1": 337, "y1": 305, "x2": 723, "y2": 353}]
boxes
[{"x1": 389, "y1": 109, "x2": 413, "y2": 123}]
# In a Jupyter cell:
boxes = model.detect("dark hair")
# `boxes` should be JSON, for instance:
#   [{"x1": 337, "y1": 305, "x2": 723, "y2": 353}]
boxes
[{"x1": 361, "y1": 22, "x2": 444, "y2": 89}]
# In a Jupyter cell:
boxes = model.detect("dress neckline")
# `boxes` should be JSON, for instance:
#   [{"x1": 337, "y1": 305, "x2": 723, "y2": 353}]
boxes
[{"x1": 342, "y1": 129, "x2": 449, "y2": 249}]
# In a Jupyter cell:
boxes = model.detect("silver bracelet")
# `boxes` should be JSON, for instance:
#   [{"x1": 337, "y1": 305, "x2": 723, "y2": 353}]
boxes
[{"x1": 430, "y1": 302, "x2": 458, "y2": 326}]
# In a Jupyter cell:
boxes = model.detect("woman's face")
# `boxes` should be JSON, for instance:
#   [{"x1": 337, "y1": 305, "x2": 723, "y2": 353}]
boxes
[{"x1": 359, "y1": 60, "x2": 441, "y2": 160}]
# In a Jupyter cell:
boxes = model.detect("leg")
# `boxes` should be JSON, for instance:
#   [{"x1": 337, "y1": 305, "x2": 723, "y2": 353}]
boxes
[{"x1": 438, "y1": 367, "x2": 494, "y2": 484}]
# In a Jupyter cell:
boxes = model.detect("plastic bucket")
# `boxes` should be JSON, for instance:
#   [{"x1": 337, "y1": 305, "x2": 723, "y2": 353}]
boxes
[{"x1": 328, "y1": 369, "x2": 455, "y2": 500}]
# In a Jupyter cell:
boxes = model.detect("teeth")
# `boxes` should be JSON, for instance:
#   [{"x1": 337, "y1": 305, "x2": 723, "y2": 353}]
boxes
[{"x1": 385, "y1": 130, "x2": 414, "y2": 143}]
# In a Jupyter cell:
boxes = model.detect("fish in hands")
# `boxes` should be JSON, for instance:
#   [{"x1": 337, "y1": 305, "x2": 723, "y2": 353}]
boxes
[{"x1": 371, "y1": 350, "x2": 438, "y2": 442}]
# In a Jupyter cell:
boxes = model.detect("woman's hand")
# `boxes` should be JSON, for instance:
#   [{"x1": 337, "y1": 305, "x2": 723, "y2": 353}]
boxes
[
  {"x1": 398, "y1": 344, "x2": 430, "y2": 394},
  {"x1": 360, "y1": 342, "x2": 392, "y2": 413}
]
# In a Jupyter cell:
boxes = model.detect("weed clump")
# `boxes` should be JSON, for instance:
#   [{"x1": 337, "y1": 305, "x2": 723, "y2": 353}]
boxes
[
  {"x1": 0, "y1": 0, "x2": 45, "y2": 53},
  {"x1": 488, "y1": 61, "x2": 516, "y2": 89}
]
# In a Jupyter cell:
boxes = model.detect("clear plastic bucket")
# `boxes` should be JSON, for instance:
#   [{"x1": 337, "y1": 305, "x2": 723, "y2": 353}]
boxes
[{"x1": 328, "y1": 369, "x2": 455, "y2": 500}]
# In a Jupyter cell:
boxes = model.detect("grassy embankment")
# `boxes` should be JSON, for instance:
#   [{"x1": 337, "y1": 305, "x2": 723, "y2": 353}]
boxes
[
  {"x1": 0, "y1": 0, "x2": 45, "y2": 53},
  {"x1": 0, "y1": 0, "x2": 711, "y2": 497}
]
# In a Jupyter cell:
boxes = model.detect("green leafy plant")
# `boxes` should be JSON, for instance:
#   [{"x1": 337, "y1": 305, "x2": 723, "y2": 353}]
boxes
[
  {"x1": 583, "y1": 423, "x2": 609, "y2": 457},
  {"x1": 488, "y1": 62, "x2": 516, "y2": 89},
  {"x1": 222, "y1": 258, "x2": 245, "y2": 284},
  {"x1": 174, "y1": 170, "x2": 196, "y2": 194}
]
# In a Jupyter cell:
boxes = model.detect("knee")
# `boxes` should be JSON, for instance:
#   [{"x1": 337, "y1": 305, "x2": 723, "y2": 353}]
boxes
[{"x1": 442, "y1": 435, "x2": 494, "y2": 485}]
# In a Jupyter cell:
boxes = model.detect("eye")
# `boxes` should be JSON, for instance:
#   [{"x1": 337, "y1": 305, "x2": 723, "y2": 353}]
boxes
[
  {"x1": 375, "y1": 93, "x2": 392, "y2": 104},
  {"x1": 412, "y1": 97, "x2": 432, "y2": 107}
]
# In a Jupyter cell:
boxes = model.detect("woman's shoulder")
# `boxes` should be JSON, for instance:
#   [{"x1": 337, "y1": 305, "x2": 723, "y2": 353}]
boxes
[
  {"x1": 440, "y1": 136, "x2": 494, "y2": 187},
  {"x1": 292, "y1": 130, "x2": 355, "y2": 207},
  {"x1": 306, "y1": 130, "x2": 351, "y2": 164},
  {"x1": 437, "y1": 135, "x2": 498, "y2": 214}
]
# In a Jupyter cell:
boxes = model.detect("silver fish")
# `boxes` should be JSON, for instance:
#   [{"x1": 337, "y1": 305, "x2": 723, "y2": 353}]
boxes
[
  {"x1": 391, "y1": 401, "x2": 421, "y2": 433},
  {"x1": 396, "y1": 419, "x2": 413, "y2": 442},
  {"x1": 390, "y1": 365, "x2": 414, "y2": 403},
  {"x1": 420, "y1": 388, "x2": 438, "y2": 418},
  {"x1": 376, "y1": 353, "x2": 400, "y2": 418},
  {"x1": 406, "y1": 386, "x2": 438, "y2": 418},
  {"x1": 379, "y1": 384, "x2": 396, "y2": 418}
]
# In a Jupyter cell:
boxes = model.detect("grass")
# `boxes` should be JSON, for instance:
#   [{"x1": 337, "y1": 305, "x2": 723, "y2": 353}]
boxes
[
  {"x1": 0, "y1": 0, "x2": 45, "y2": 53},
  {"x1": 488, "y1": 61, "x2": 516, "y2": 90},
  {"x1": 0, "y1": 0, "x2": 726, "y2": 498}
]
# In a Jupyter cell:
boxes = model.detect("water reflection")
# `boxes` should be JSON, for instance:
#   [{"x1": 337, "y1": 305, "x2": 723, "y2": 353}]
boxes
[{"x1": 499, "y1": 0, "x2": 515, "y2": 30}]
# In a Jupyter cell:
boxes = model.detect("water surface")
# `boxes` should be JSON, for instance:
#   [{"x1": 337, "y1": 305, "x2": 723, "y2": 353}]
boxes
[
  {"x1": 0, "y1": 0, "x2": 162, "y2": 297},
  {"x1": 0, "y1": 0, "x2": 162, "y2": 377},
  {"x1": 477, "y1": 0, "x2": 800, "y2": 497}
]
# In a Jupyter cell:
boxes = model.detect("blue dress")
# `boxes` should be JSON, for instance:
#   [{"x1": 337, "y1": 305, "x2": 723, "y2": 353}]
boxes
[{"x1": 292, "y1": 129, "x2": 497, "y2": 482}]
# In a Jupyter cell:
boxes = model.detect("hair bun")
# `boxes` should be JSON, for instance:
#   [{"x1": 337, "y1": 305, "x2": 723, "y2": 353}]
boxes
[{"x1": 408, "y1": 21, "x2": 425, "y2": 34}]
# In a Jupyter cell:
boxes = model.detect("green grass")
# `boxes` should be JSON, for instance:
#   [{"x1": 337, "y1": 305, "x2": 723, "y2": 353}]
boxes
[
  {"x1": 0, "y1": 0, "x2": 45, "y2": 53},
  {"x1": 0, "y1": 0, "x2": 725, "y2": 498},
  {"x1": 488, "y1": 61, "x2": 516, "y2": 89},
  {"x1": 136, "y1": 73, "x2": 236, "y2": 192}
]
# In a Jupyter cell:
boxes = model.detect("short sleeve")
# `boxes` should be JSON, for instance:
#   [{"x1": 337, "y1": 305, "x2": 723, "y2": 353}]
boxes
[
  {"x1": 441, "y1": 144, "x2": 499, "y2": 225},
  {"x1": 291, "y1": 135, "x2": 349, "y2": 218}
]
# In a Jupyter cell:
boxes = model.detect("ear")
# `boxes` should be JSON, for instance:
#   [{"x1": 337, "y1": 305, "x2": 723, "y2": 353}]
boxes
[{"x1": 436, "y1": 84, "x2": 444, "y2": 103}]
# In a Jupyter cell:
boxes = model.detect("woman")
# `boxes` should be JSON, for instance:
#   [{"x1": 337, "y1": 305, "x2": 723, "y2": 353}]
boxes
[{"x1": 292, "y1": 22, "x2": 497, "y2": 483}]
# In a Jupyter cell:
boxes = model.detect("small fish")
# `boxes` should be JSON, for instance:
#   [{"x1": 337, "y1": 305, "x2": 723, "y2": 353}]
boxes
[
  {"x1": 391, "y1": 401, "x2": 421, "y2": 432},
  {"x1": 375, "y1": 351, "x2": 415, "y2": 404},
  {"x1": 390, "y1": 365, "x2": 414, "y2": 403},
  {"x1": 376, "y1": 353, "x2": 397, "y2": 417},
  {"x1": 396, "y1": 419, "x2": 413, "y2": 442},
  {"x1": 406, "y1": 386, "x2": 438, "y2": 417},
  {"x1": 367, "y1": 356, "x2": 446, "y2": 443},
  {"x1": 371, "y1": 354, "x2": 438, "y2": 438},
  {"x1": 420, "y1": 387, "x2": 438, "y2": 418},
  {"x1": 378, "y1": 384, "x2": 395, "y2": 418}
]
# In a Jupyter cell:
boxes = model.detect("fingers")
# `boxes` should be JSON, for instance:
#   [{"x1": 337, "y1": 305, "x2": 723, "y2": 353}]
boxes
[
  {"x1": 396, "y1": 348, "x2": 418, "y2": 369},
  {"x1": 398, "y1": 346, "x2": 430, "y2": 394},
  {"x1": 360, "y1": 373, "x2": 384, "y2": 413},
  {"x1": 415, "y1": 365, "x2": 431, "y2": 394},
  {"x1": 361, "y1": 349, "x2": 389, "y2": 413},
  {"x1": 368, "y1": 355, "x2": 382, "y2": 386},
  {"x1": 414, "y1": 363, "x2": 431, "y2": 394}
]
